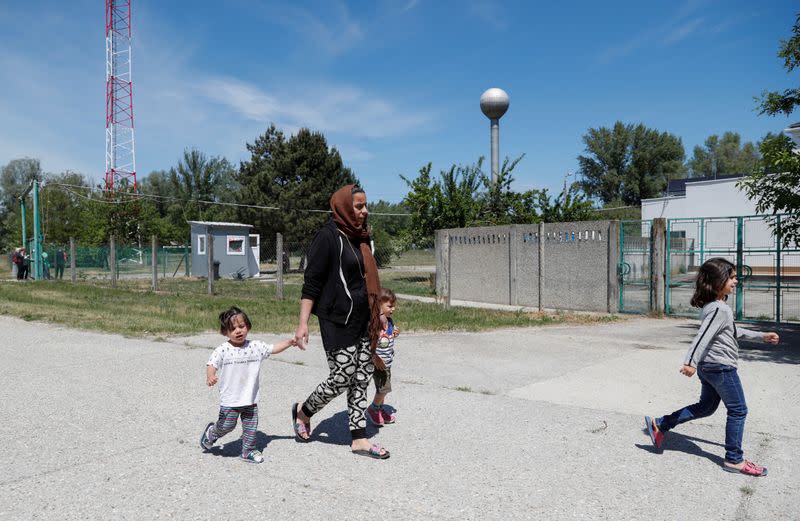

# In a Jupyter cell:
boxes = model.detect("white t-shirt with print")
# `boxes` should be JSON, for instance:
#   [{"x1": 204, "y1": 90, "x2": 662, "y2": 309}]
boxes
[{"x1": 207, "y1": 339, "x2": 273, "y2": 407}]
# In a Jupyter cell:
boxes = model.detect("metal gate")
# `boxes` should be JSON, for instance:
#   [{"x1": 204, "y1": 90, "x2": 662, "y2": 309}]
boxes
[
  {"x1": 619, "y1": 220, "x2": 652, "y2": 313},
  {"x1": 666, "y1": 215, "x2": 799, "y2": 324}
]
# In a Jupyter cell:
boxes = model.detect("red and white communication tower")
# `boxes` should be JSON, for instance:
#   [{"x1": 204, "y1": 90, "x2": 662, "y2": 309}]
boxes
[{"x1": 105, "y1": 0, "x2": 137, "y2": 190}]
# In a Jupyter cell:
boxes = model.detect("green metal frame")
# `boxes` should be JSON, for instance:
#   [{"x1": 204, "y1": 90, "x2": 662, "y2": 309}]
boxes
[
  {"x1": 666, "y1": 214, "x2": 796, "y2": 324},
  {"x1": 619, "y1": 220, "x2": 653, "y2": 314},
  {"x1": 18, "y1": 180, "x2": 43, "y2": 280}
]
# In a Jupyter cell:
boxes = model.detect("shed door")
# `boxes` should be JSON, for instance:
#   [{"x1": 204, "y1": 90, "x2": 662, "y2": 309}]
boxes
[{"x1": 249, "y1": 234, "x2": 260, "y2": 273}]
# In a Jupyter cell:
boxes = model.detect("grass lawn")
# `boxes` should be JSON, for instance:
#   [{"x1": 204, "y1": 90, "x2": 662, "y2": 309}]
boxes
[{"x1": 0, "y1": 277, "x2": 618, "y2": 337}]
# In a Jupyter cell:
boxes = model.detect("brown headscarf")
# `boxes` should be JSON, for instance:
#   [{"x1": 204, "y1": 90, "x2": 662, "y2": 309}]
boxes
[{"x1": 330, "y1": 184, "x2": 382, "y2": 357}]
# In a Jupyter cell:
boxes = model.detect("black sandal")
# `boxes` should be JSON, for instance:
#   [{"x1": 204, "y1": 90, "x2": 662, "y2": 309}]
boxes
[{"x1": 291, "y1": 402, "x2": 311, "y2": 442}]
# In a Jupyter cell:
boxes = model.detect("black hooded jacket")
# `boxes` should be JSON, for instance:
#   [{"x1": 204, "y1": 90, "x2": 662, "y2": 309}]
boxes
[{"x1": 301, "y1": 219, "x2": 370, "y2": 326}]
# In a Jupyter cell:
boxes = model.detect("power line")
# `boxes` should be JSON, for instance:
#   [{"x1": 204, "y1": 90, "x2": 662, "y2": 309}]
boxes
[{"x1": 41, "y1": 182, "x2": 411, "y2": 216}]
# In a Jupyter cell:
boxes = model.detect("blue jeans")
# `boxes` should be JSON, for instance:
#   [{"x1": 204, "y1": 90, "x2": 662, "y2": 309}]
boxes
[{"x1": 657, "y1": 363, "x2": 748, "y2": 464}]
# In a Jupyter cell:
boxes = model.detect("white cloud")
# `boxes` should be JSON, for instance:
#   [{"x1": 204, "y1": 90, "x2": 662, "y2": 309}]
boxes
[
  {"x1": 248, "y1": 1, "x2": 364, "y2": 57},
  {"x1": 467, "y1": 0, "x2": 509, "y2": 31},
  {"x1": 196, "y1": 76, "x2": 434, "y2": 139},
  {"x1": 662, "y1": 17, "x2": 705, "y2": 45},
  {"x1": 595, "y1": 1, "x2": 732, "y2": 65},
  {"x1": 401, "y1": 0, "x2": 420, "y2": 12}
]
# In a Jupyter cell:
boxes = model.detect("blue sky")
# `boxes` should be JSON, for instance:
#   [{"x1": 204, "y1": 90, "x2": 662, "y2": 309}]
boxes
[{"x1": 1, "y1": 0, "x2": 797, "y2": 204}]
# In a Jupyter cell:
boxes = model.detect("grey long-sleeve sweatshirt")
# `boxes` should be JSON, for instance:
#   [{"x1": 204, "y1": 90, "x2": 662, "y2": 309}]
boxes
[{"x1": 683, "y1": 300, "x2": 763, "y2": 368}]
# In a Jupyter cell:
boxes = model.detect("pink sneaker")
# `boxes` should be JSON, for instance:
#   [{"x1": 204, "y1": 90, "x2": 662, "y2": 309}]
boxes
[
  {"x1": 367, "y1": 405, "x2": 383, "y2": 426},
  {"x1": 380, "y1": 408, "x2": 396, "y2": 424}
]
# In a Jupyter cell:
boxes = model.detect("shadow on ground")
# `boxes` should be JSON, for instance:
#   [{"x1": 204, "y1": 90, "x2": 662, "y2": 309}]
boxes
[
  {"x1": 637, "y1": 429, "x2": 725, "y2": 466},
  {"x1": 205, "y1": 431, "x2": 294, "y2": 458},
  {"x1": 304, "y1": 410, "x2": 381, "y2": 446}
]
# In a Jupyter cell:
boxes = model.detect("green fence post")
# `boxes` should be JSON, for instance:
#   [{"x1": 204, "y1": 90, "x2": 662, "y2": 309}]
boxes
[
  {"x1": 618, "y1": 222, "x2": 625, "y2": 312},
  {"x1": 776, "y1": 215, "x2": 782, "y2": 324},
  {"x1": 152, "y1": 235, "x2": 158, "y2": 291},
  {"x1": 20, "y1": 199, "x2": 27, "y2": 251},
  {"x1": 32, "y1": 181, "x2": 43, "y2": 280},
  {"x1": 666, "y1": 220, "x2": 672, "y2": 314},
  {"x1": 699, "y1": 218, "x2": 705, "y2": 266},
  {"x1": 735, "y1": 217, "x2": 743, "y2": 321}
]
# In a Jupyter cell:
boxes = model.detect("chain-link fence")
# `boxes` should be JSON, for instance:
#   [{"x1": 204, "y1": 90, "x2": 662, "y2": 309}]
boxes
[
  {"x1": 4, "y1": 230, "x2": 437, "y2": 298},
  {"x1": 4, "y1": 241, "x2": 191, "y2": 282}
]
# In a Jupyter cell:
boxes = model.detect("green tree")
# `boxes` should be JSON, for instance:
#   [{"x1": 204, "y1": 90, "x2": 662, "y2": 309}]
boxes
[
  {"x1": 78, "y1": 182, "x2": 160, "y2": 246},
  {"x1": 755, "y1": 14, "x2": 800, "y2": 117},
  {"x1": 40, "y1": 171, "x2": 90, "y2": 246},
  {"x1": 400, "y1": 155, "x2": 595, "y2": 248},
  {"x1": 577, "y1": 122, "x2": 686, "y2": 205},
  {"x1": 236, "y1": 125, "x2": 358, "y2": 245},
  {"x1": 741, "y1": 13, "x2": 800, "y2": 246},
  {"x1": 139, "y1": 150, "x2": 238, "y2": 243},
  {"x1": 0, "y1": 158, "x2": 45, "y2": 249},
  {"x1": 687, "y1": 132, "x2": 760, "y2": 178}
]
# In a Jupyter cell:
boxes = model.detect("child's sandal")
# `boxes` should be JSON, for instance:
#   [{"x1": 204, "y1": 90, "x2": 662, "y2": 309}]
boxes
[{"x1": 722, "y1": 460, "x2": 768, "y2": 477}]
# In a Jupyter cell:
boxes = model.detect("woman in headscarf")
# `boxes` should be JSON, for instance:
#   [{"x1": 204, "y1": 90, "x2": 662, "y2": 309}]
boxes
[{"x1": 291, "y1": 184, "x2": 389, "y2": 459}]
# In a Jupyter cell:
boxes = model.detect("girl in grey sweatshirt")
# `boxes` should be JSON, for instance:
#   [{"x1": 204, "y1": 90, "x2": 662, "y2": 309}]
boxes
[{"x1": 644, "y1": 258, "x2": 779, "y2": 477}]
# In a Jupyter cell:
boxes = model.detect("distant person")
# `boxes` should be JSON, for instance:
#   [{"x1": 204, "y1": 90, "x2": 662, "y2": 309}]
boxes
[
  {"x1": 367, "y1": 287, "x2": 401, "y2": 426},
  {"x1": 41, "y1": 251, "x2": 51, "y2": 279},
  {"x1": 12, "y1": 248, "x2": 23, "y2": 279},
  {"x1": 20, "y1": 248, "x2": 30, "y2": 279},
  {"x1": 55, "y1": 247, "x2": 66, "y2": 279},
  {"x1": 644, "y1": 258, "x2": 779, "y2": 477},
  {"x1": 282, "y1": 250, "x2": 290, "y2": 273},
  {"x1": 200, "y1": 306, "x2": 301, "y2": 463},
  {"x1": 291, "y1": 184, "x2": 390, "y2": 459}
]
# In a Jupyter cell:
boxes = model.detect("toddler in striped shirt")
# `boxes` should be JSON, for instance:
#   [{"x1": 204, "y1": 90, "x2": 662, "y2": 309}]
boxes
[{"x1": 367, "y1": 288, "x2": 400, "y2": 426}]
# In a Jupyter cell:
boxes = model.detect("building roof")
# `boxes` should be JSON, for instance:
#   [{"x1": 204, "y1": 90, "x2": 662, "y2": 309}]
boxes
[
  {"x1": 187, "y1": 221, "x2": 253, "y2": 228},
  {"x1": 666, "y1": 173, "x2": 745, "y2": 196}
]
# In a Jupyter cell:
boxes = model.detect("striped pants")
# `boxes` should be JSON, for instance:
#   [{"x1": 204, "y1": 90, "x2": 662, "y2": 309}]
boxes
[
  {"x1": 207, "y1": 404, "x2": 258, "y2": 456},
  {"x1": 303, "y1": 337, "x2": 374, "y2": 439}
]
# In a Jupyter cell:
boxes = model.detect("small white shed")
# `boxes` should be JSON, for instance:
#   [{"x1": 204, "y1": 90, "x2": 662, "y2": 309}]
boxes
[{"x1": 188, "y1": 221, "x2": 260, "y2": 278}]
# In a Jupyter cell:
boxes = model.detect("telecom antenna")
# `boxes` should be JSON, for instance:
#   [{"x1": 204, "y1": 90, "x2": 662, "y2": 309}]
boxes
[{"x1": 105, "y1": 0, "x2": 137, "y2": 190}]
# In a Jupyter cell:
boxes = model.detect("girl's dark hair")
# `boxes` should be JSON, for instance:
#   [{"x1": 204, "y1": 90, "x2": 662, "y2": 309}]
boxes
[
  {"x1": 690, "y1": 258, "x2": 735, "y2": 308},
  {"x1": 380, "y1": 287, "x2": 396, "y2": 303},
  {"x1": 351, "y1": 185, "x2": 365, "y2": 196},
  {"x1": 219, "y1": 306, "x2": 251, "y2": 334}
]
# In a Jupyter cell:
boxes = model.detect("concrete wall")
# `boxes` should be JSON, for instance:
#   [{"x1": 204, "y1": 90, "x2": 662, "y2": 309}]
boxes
[
  {"x1": 540, "y1": 221, "x2": 612, "y2": 312},
  {"x1": 440, "y1": 220, "x2": 617, "y2": 313},
  {"x1": 446, "y1": 226, "x2": 511, "y2": 305}
]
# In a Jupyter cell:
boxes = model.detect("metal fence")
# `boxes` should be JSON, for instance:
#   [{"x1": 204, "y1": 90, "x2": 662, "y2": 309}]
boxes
[
  {"x1": 619, "y1": 220, "x2": 652, "y2": 314},
  {"x1": 8, "y1": 241, "x2": 191, "y2": 281},
  {"x1": 666, "y1": 215, "x2": 800, "y2": 324}
]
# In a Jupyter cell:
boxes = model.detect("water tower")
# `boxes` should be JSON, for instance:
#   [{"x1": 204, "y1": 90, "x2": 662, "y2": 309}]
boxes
[{"x1": 480, "y1": 88, "x2": 510, "y2": 185}]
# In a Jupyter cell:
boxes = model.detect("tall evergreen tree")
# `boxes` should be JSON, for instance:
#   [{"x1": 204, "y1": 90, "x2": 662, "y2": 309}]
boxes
[{"x1": 236, "y1": 125, "x2": 358, "y2": 244}]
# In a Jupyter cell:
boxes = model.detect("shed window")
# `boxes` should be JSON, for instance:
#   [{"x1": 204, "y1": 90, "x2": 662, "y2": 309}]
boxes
[
  {"x1": 197, "y1": 234, "x2": 206, "y2": 255},
  {"x1": 227, "y1": 235, "x2": 245, "y2": 255}
]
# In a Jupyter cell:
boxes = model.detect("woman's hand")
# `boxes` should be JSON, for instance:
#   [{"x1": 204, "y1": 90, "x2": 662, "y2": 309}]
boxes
[
  {"x1": 763, "y1": 332, "x2": 779, "y2": 345},
  {"x1": 294, "y1": 323, "x2": 309, "y2": 349},
  {"x1": 679, "y1": 365, "x2": 696, "y2": 377},
  {"x1": 372, "y1": 354, "x2": 386, "y2": 371}
]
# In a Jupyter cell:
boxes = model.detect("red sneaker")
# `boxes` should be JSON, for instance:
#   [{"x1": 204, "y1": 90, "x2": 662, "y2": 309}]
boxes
[
  {"x1": 367, "y1": 405, "x2": 383, "y2": 426},
  {"x1": 645, "y1": 416, "x2": 664, "y2": 449},
  {"x1": 379, "y1": 408, "x2": 396, "y2": 424}
]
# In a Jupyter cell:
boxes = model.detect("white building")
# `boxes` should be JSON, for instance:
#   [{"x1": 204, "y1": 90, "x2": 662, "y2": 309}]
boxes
[{"x1": 641, "y1": 174, "x2": 757, "y2": 220}]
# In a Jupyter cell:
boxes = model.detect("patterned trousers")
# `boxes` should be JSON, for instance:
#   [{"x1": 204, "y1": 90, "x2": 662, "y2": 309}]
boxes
[
  {"x1": 208, "y1": 404, "x2": 258, "y2": 456},
  {"x1": 303, "y1": 337, "x2": 374, "y2": 439}
]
